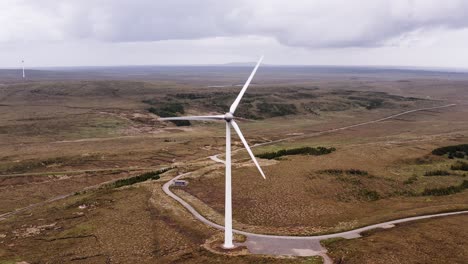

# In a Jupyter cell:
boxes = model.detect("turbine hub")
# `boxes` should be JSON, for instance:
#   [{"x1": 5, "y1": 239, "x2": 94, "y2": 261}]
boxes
[{"x1": 224, "y1": 112, "x2": 234, "y2": 122}]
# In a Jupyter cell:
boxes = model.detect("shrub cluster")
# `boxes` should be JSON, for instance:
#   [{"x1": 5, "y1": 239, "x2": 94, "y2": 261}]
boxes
[
  {"x1": 451, "y1": 161, "x2": 468, "y2": 171},
  {"x1": 424, "y1": 170, "x2": 451, "y2": 176},
  {"x1": 257, "y1": 102, "x2": 297, "y2": 117},
  {"x1": 345, "y1": 169, "x2": 369, "y2": 176},
  {"x1": 174, "y1": 93, "x2": 208, "y2": 99},
  {"x1": 403, "y1": 175, "x2": 418, "y2": 184},
  {"x1": 347, "y1": 96, "x2": 384, "y2": 110},
  {"x1": 147, "y1": 102, "x2": 185, "y2": 116},
  {"x1": 148, "y1": 102, "x2": 190, "y2": 126},
  {"x1": 432, "y1": 144, "x2": 468, "y2": 159},
  {"x1": 359, "y1": 189, "x2": 381, "y2": 201},
  {"x1": 111, "y1": 168, "x2": 171, "y2": 188},
  {"x1": 256, "y1": 146, "x2": 336, "y2": 160},
  {"x1": 319, "y1": 169, "x2": 343, "y2": 175},
  {"x1": 422, "y1": 180, "x2": 468, "y2": 196},
  {"x1": 319, "y1": 169, "x2": 368, "y2": 176}
]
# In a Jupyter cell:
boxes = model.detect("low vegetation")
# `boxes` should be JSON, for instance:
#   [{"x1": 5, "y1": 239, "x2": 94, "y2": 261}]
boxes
[
  {"x1": 140, "y1": 88, "x2": 422, "y2": 122},
  {"x1": 422, "y1": 180, "x2": 468, "y2": 196},
  {"x1": 359, "y1": 189, "x2": 381, "y2": 201},
  {"x1": 324, "y1": 214, "x2": 468, "y2": 264},
  {"x1": 256, "y1": 146, "x2": 336, "y2": 160},
  {"x1": 319, "y1": 169, "x2": 369, "y2": 176},
  {"x1": 109, "y1": 168, "x2": 171, "y2": 188},
  {"x1": 410, "y1": 155, "x2": 441, "y2": 165},
  {"x1": 146, "y1": 102, "x2": 191, "y2": 126},
  {"x1": 424, "y1": 170, "x2": 451, "y2": 176},
  {"x1": 256, "y1": 102, "x2": 297, "y2": 117},
  {"x1": 320, "y1": 237, "x2": 346, "y2": 247},
  {"x1": 451, "y1": 161, "x2": 468, "y2": 171},
  {"x1": 0, "y1": 155, "x2": 101, "y2": 174},
  {"x1": 432, "y1": 144, "x2": 468, "y2": 159},
  {"x1": 347, "y1": 96, "x2": 384, "y2": 110},
  {"x1": 404, "y1": 175, "x2": 418, "y2": 184}
]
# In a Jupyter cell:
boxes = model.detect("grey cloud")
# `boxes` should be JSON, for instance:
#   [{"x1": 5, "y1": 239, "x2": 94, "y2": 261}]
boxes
[
  {"x1": 3, "y1": 0, "x2": 468, "y2": 48},
  {"x1": 55, "y1": 1, "x2": 234, "y2": 41}
]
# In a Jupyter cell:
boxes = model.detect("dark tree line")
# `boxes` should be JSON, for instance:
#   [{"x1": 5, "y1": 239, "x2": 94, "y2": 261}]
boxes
[
  {"x1": 432, "y1": 144, "x2": 468, "y2": 159},
  {"x1": 319, "y1": 169, "x2": 369, "y2": 176},
  {"x1": 111, "y1": 168, "x2": 171, "y2": 188},
  {"x1": 146, "y1": 102, "x2": 191, "y2": 126},
  {"x1": 256, "y1": 146, "x2": 336, "y2": 160},
  {"x1": 424, "y1": 170, "x2": 451, "y2": 176}
]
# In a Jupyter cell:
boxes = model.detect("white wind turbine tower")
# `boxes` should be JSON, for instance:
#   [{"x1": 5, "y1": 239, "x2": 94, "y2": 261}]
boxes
[
  {"x1": 22, "y1": 60, "x2": 25, "y2": 79},
  {"x1": 159, "y1": 56, "x2": 266, "y2": 249}
]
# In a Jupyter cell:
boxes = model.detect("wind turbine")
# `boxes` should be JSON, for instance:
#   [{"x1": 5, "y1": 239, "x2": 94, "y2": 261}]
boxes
[
  {"x1": 159, "y1": 56, "x2": 266, "y2": 249},
  {"x1": 22, "y1": 60, "x2": 25, "y2": 79}
]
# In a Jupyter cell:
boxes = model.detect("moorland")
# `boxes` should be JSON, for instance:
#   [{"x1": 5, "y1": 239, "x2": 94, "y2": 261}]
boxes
[{"x1": 0, "y1": 66, "x2": 467, "y2": 263}]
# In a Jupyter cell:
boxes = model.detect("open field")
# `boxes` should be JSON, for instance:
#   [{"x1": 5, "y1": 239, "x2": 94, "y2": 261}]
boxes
[
  {"x1": 182, "y1": 104, "x2": 468, "y2": 235},
  {"x1": 0, "y1": 181, "x2": 322, "y2": 264},
  {"x1": 1, "y1": 66, "x2": 468, "y2": 262},
  {"x1": 323, "y1": 214, "x2": 468, "y2": 264}
]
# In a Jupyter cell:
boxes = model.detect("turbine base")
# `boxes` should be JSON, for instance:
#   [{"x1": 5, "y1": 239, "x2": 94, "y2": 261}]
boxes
[{"x1": 222, "y1": 243, "x2": 235, "y2": 249}]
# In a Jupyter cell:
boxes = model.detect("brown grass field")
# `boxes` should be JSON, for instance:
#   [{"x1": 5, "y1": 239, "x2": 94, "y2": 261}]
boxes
[
  {"x1": 1, "y1": 67, "x2": 468, "y2": 263},
  {"x1": 183, "y1": 103, "x2": 468, "y2": 235},
  {"x1": 323, "y1": 214, "x2": 468, "y2": 264},
  {"x1": 0, "y1": 181, "x2": 322, "y2": 263}
]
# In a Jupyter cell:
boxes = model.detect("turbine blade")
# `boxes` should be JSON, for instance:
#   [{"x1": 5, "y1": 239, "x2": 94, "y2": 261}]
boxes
[
  {"x1": 159, "y1": 115, "x2": 225, "y2": 121},
  {"x1": 229, "y1": 56, "x2": 264, "y2": 114},
  {"x1": 230, "y1": 120, "x2": 266, "y2": 179}
]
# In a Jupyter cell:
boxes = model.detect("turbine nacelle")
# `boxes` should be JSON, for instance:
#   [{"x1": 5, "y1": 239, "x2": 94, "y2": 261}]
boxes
[{"x1": 224, "y1": 112, "x2": 234, "y2": 122}]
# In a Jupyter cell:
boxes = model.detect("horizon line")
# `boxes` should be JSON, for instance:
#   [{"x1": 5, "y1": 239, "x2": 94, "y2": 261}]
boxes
[{"x1": 1, "y1": 63, "x2": 468, "y2": 73}]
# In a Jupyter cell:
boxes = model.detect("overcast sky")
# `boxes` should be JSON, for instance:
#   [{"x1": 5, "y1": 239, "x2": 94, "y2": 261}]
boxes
[{"x1": 2, "y1": 0, "x2": 468, "y2": 68}]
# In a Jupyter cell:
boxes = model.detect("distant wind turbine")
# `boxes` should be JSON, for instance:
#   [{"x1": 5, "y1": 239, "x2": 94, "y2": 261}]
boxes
[
  {"x1": 22, "y1": 60, "x2": 25, "y2": 79},
  {"x1": 160, "y1": 56, "x2": 266, "y2": 249}
]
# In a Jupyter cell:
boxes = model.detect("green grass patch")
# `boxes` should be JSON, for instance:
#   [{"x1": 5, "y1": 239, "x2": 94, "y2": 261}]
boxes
[
  {"x1": 256, "y1": 146, "x2": 336, "y2": 160},
  {"x1": 422, "y1": 180, "x2": 468, "y2": 196}
]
